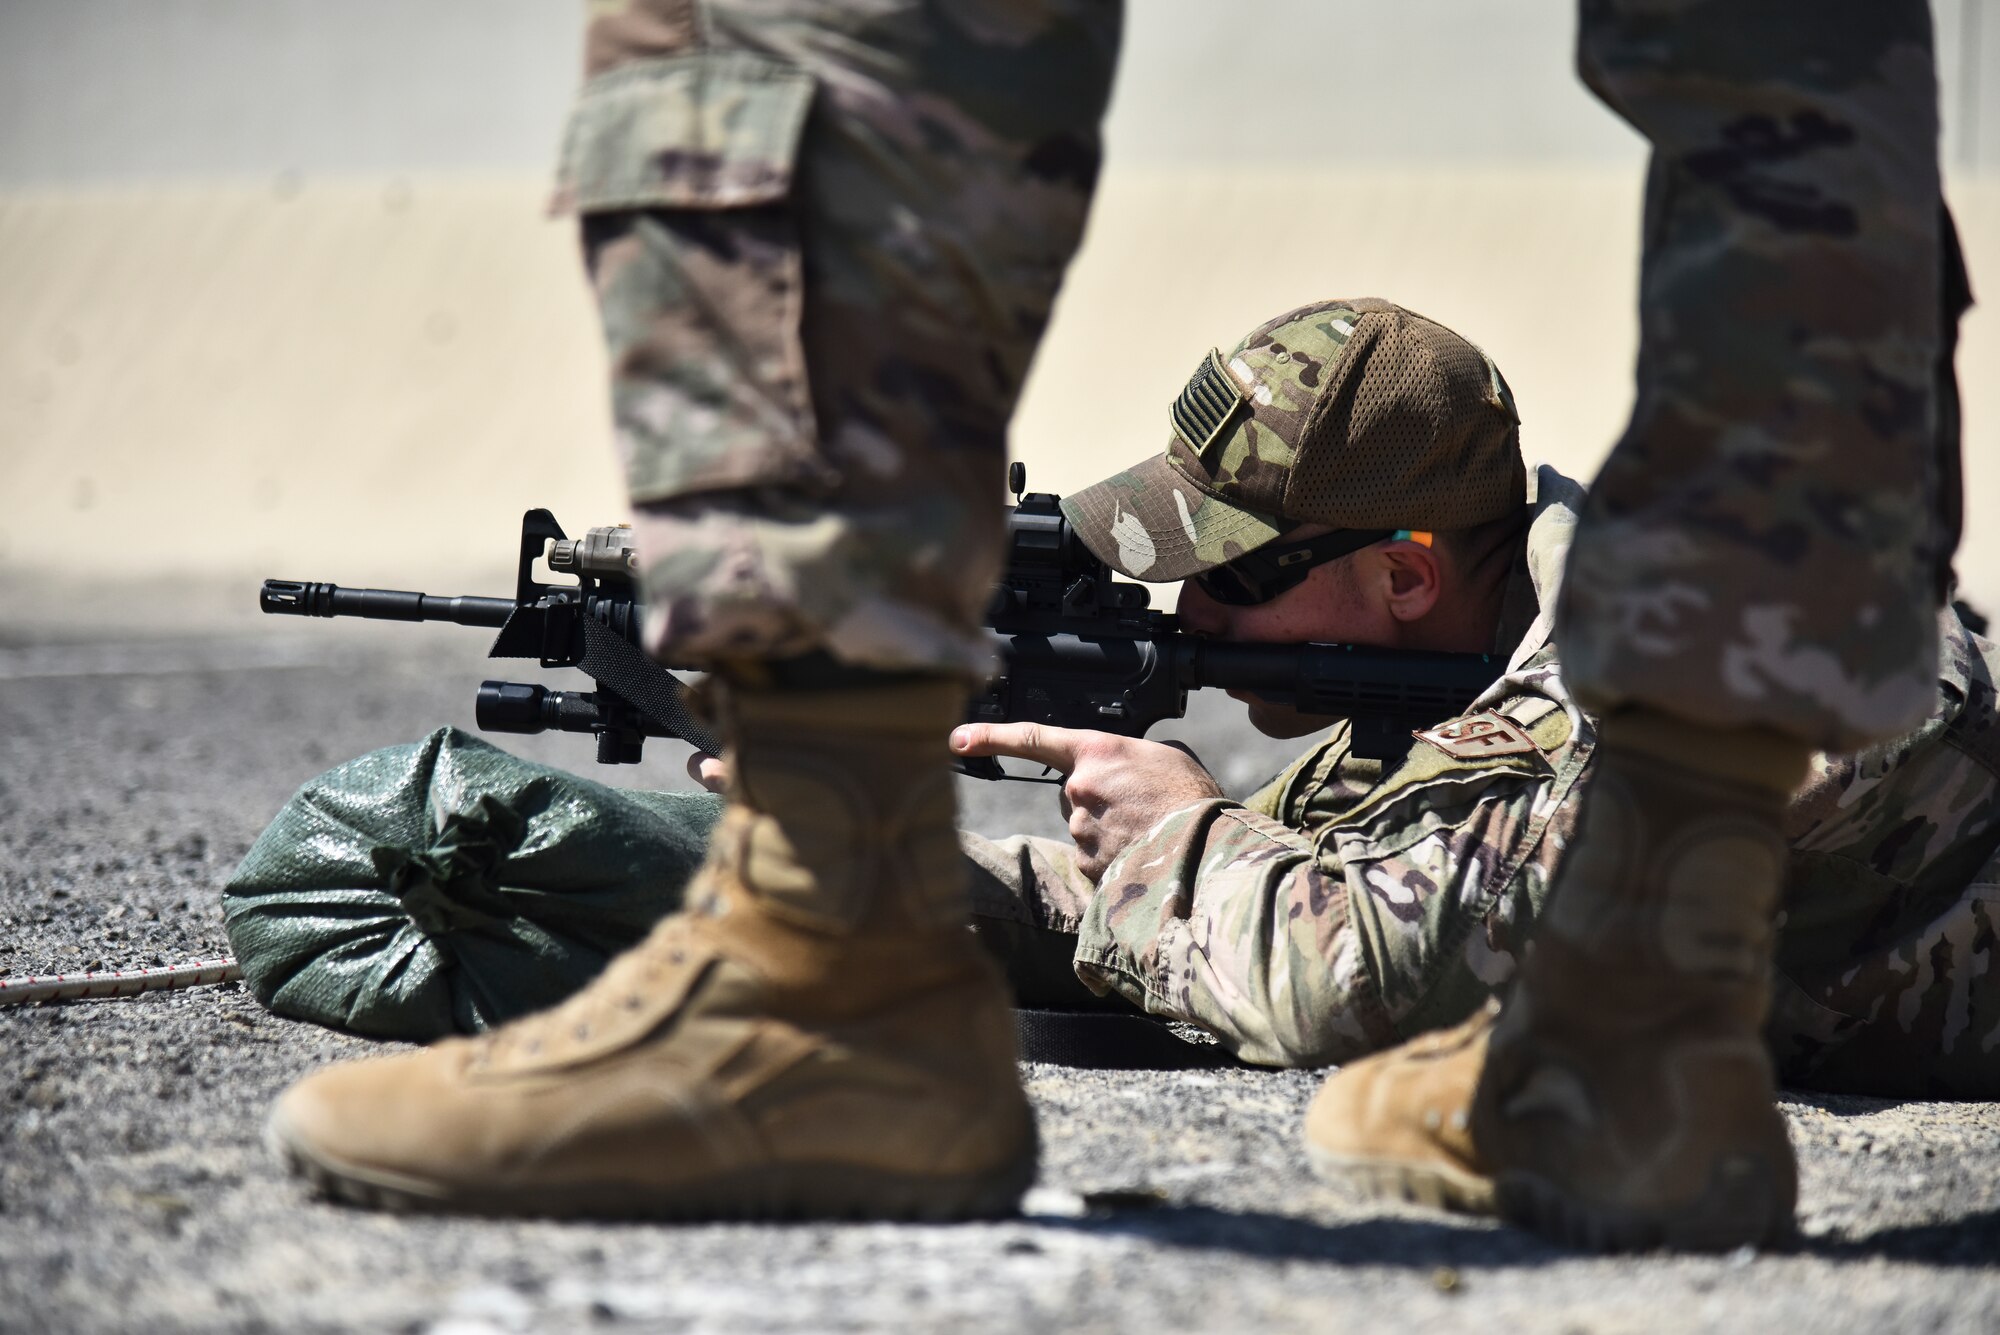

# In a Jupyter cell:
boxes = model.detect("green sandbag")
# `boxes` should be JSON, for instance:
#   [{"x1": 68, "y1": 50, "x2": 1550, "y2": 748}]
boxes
[{"x1": 222, "y1": 727, "x2": 723, "y2": 1041}]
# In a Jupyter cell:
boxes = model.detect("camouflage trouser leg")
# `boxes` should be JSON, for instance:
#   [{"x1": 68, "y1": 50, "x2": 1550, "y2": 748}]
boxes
[
  {"x1": 1770, "y1": 608, "x2": 2000, "y2": 1099},
  {"x1": 555, "y1": 0, "x2": 1120, "y2": 674},
  {"x1": 1556, "y1": 0, "x2": 1951, "y2": 753},
  {"x1": 960, "y1": 832, "x2": 1119, "y2": 1011}
]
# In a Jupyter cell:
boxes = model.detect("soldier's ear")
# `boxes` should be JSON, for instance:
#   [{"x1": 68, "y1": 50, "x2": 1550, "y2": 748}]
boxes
[{"x1": 1378, "y1": 542, "x2": 1442, "y2": 624}]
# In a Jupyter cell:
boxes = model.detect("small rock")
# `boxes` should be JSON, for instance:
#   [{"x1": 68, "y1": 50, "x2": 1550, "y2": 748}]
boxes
[
  {"x1": 1020, "y1": 1187, "x2": 1088, "y2": 1218},
  {"x1": 131, "y1": 1191, "x2": 191, "y2": 1217}
]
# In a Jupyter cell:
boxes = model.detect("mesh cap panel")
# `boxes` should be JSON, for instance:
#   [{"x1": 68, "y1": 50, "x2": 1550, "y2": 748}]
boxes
[{"x1": 1284, "y1": 301, "x2": 1523, "y2": 530}]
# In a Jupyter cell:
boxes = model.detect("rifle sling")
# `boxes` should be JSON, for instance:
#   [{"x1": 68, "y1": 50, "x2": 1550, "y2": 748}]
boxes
[{"x1": 578, "y1": 617, "x2": 723, "y2": 757}]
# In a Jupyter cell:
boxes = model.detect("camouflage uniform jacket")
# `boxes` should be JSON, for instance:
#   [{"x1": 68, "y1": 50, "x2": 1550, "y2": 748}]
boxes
[{"x1": 968, "y1": 464, "x2": 2000, "y2": 1097}]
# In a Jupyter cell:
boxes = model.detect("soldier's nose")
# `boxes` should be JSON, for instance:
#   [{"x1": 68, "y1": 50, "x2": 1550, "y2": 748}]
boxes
[{"x1": 1175, "y1": 580, "x2": 1227, "y2": 635}]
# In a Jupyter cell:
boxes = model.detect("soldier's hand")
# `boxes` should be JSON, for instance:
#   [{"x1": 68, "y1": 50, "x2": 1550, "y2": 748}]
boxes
[
  {"x1": 687, "y1": 751, "x2": 729, "y2": 794},
  {"x1": 950, "y1": 723, "x2": 1224, "y2": 882}
]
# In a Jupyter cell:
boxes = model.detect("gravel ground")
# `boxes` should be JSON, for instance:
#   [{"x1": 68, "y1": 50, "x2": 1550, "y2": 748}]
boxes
[{"x1": 3, "y1": 590, "x2": 1999, "y2": 1334}]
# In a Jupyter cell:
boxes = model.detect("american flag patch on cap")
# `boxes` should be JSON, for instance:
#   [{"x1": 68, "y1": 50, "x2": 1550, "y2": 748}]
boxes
[{"x1": 1170, "y1": 348, "x2": 1249, "y2": 461}]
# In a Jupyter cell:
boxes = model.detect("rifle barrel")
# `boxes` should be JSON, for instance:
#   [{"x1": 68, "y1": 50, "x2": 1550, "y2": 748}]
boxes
[{"x1": 260, "y1": 580, "x2": 515, "y2": 628}]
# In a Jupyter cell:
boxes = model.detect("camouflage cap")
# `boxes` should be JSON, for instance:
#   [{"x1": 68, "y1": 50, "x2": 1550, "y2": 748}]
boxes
[{"x1": 1061, "y1": 298, "x2": 1525, "y2": 581}]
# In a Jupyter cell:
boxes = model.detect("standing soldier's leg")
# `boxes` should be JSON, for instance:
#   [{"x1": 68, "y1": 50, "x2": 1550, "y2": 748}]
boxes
[
  {"x1": 263, "y1": 0, "x2": 1120, "y2": 1219},
  {"x1": 1309, "y1": 0, "x2": 1952, "y2": 1250}
]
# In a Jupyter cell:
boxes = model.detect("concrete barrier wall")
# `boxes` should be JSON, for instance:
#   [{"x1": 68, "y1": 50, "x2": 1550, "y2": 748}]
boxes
[{"x1": 4, "y1": 169, "x2": 1998, "y2": 614}]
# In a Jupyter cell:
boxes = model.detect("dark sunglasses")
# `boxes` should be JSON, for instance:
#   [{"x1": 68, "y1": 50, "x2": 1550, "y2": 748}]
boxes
[{"x1": 1192, "y1": 528, "x2": 1408, "y2": 607}]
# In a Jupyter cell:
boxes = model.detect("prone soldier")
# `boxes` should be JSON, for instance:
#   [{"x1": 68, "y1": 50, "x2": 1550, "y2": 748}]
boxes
[{"x1": 948, "y1": 296, "x2": 1997, "y2": 1128}]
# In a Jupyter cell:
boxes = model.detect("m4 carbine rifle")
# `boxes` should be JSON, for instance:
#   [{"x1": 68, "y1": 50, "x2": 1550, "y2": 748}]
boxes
[{"x1": 260, "y1": 465, "x2": 1503, "y2": 780}]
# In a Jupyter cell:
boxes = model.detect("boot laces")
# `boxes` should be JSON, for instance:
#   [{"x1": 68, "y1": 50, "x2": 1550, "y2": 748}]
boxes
[{"x1": 476, "y1": 918, "x2": 697, "y2": 1062}]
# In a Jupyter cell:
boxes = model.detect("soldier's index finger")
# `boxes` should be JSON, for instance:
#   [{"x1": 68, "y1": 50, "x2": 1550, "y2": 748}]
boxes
[{"x1": 950, "y1": 722, "x2": 1084, "y2": 772}]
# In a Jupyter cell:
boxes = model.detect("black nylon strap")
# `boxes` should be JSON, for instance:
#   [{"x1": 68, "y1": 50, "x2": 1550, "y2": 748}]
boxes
[
  {"x1": 1013, "y1": 1007, "x2": 1242, "y2": 1070},
  {"x1": 578, "y1": 617, "x2": 723, "y2": 756}
]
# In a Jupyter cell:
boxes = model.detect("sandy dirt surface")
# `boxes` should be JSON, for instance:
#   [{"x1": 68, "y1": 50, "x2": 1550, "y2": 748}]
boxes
[{"x1": 3, "y1": 590, "x2": 1998, "y2": 1334}]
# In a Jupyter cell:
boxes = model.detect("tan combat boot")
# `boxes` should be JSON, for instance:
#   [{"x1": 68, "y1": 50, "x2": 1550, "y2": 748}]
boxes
[
  {"x1": 266, "y1": 679, "x2": 1035, "y2": 1220},
  {"x1": 1308, "y1": 709, "x2": 1811, "y2": 1251},
  {"x1": 1304, "y1": 1003, "x2": 1497, "y2": 1215}
]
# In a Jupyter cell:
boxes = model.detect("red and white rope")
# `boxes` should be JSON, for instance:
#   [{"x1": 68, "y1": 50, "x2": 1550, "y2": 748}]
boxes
[{"x1": 0, "y1": 958, "x2": 243, "y2": 1006}]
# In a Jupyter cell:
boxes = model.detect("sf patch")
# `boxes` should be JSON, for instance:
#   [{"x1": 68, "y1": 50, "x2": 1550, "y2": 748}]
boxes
[{"x1": 1414, "y1": 711, "x2": 1539, "y2": 760}]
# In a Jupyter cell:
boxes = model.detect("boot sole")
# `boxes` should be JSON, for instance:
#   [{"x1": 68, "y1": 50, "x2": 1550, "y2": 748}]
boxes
[
  {"x1": 1494, "y1": 1153, "x2": 1794, "y2": 1253},
  {"x1": 1305, "y1": 1143, "x2": 1496, "y2": 1216},
  {"x1": 266, "y1": 1108, "x2": 1037, "y2": 1223}
]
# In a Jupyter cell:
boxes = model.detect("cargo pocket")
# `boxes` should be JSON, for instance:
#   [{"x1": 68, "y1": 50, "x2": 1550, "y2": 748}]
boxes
[
  {"x1": 555, "y1": 52, "x2": 831, "y2": 503},
  {"x1": 1763, "y1": 972, "x2": 1866, "y2": 1087}
]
